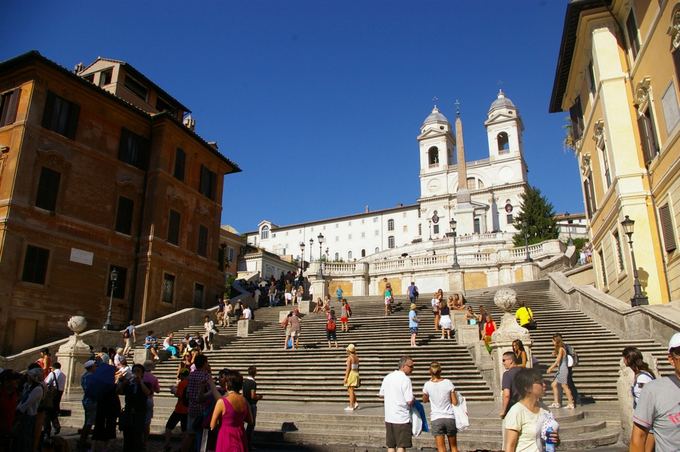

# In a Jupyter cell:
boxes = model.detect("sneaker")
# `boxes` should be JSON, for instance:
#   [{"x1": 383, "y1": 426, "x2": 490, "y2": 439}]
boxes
[
  {"x1": 353, "y1": 402, "x2": 359, "y2": 410},
  {"x1": 344, "y1": 406, "x2": 354, "y2": 411},
  {"x1": 548, "y1": 403, "x2": 561, "y2": 409},
  {"x1": 566, "y1": 404, "x2": 575, "y2": 409}
]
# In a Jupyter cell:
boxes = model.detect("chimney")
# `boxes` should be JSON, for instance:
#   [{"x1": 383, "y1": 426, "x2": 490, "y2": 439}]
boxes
[
  {"x1": 208, "y1": 141, "x2": 219, "y2": 150},
  {"x1": 73, "y1": 63, "x2": 84, "y2": 74},
  {"x1": 364, "y1": 205, "x2": 369, "y2": 213}
]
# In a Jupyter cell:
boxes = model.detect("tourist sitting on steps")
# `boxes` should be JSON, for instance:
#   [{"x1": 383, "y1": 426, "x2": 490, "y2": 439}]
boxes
[
  {"x1": 512, "y1": 340, "x2": 528, "y2": 368},
  {"x1": 144, "y1": 331, "x2": 160, "y2": 361}
]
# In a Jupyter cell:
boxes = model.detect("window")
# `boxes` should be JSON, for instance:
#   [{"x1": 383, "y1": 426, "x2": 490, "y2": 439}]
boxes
[
  {"x1": 174, "y1": 148, "x2": 186, "y2": 181},
  {"x1": 199, "y1": 165, "x2": 217, "y2": 200},
  {"x1": 106, "y1": 265, "x2": 127, "y2": 299},
  {"x1": 388, "y1": 236, "x2": 395, "y2": 249},
  {"x1": 168, "y1": 210, "x2": 181, "y2": 245},
  {"x1": 373, "y1": 217, "x2": 379, "y2": 223},
  {"x1": 428, "y1": 147, "x2": 439, "y2": 167},
  {"x1": 600, "y1": 142, "x2": 611, "y2": 189},
  {"x1": 625, "y1": 9, "x2": 640, "y2": 60},
  {"x1": 156, "y1": 96, "x2": 175, "y2": 115},
  {"x1": 115, "y1": 196, "x2": 134, "y2": 235},
  {"x1": 198, "y1": 225, "x2": 208, "y2": 257},
  {"x1": 227, "y1": 246, "x2": 235, "y2": 262},
  {"x1": 583, "y1": 180, "x2": 594, "y2": 218},
  {"x1": 387, "y1": 219, "x2": 394, "y2": 231},
  {"x1": 507, "y1": 214, "x2": 514, "y2": 224},
  {"x1": 374, "y1": 247, "x2": 379, "y2": 253},
  {"x1": 497, "y1": 132, "x2": 509, "y2": 153},
  {"x1": 260, "y1": 226, "x2": 269, "y2": 240},
  {"x1": 348, "y1": 234, "x2": 352, "y2": 240},
  {"x1": 659, "y1": 203, "x2": 677, "y2": 253},
  {"x1": 22, "y1": 245, "x2": 49, "y2": 284},
  {"x1": 162, "y1": 273, "x2": 175, "y2": 303},
  {"x1": 118, "y1": 128, "x2": 149, "y2": 170},
  {"x1": 35, "y1": 167, "x2": 61, "y2": 212},
  {"x1": 418, "y1": 224, "x2": 422, "y2": 236},
  {"x1": 124, "y1": 75, "x2": 148, "y2": 101},
  {"x1": 598, "y1": 249, "x2": 608, "y2": 287},
  {"x1": 433, "y1": 224, "x2": 440, "y2": 235},
  {"x1": 334, "y1": 252, "x2": 339, "y2": 261},
  {"x1": 0, "y1": 88, "x2": 20, "y2": 127},
  {"x1": 403, "y1": 225, "x2": 408, "y2": 232},
  {"x1": 613, "y1": 230, "x2": 625, "y2": 272},
  {"x1": 474, "y1": 218, "x2": 481, "y2": 234},
  {"x1": 587, "y1": 61, "x2": 597, "y2": 96},
  {"x1": 361, "y1": 232, "x2": 365, "y2": 238},
  {"x1": 361, "y1": 249, "x2": 366, "y2": 257},
  {"x1": 638, "y1": 107, "x2": 660, "y2": 166},
  {"x1": 42, "y1": 91, "x2": 79, "y2": 139},
  {"x1": 348, "y1": 251, "x2": 352, "y2": 260},
  {"x1": 193, "y1": 283, "x2": 204, "y2": 308},
  {"x1": 569, "y1": 96, "x2": 584, "y2": 142},
  {"x1": 99, "y1": 69, "x2": 112, "y2": 86}
]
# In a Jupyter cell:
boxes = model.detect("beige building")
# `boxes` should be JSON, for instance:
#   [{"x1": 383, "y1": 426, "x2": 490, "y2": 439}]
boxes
[
  {"x1": 0, "y1": 51, "x2": 239, "y2": 353},
  {"x1": 550, "y1": 0, "x2": 680, "y2": 304}
]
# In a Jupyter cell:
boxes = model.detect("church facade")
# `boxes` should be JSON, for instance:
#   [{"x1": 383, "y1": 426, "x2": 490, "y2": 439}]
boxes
[{"x1": 246, "y1": 91, "x2": 528, "y2": 265}]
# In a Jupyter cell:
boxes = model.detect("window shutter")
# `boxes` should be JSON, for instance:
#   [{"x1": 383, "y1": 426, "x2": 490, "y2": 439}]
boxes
[
  {"x1": 66, "y1": 102, "x2": 80, "y2": 139},
  {"x1": 0, "y1": 89, "x2": 21, "y2": 126},
  {"x1": 659, "y1": 204, "x2": 677, "y2": 253},
  {"x1": 42, "y1": 91, "x2": 56, "y2": 129}
]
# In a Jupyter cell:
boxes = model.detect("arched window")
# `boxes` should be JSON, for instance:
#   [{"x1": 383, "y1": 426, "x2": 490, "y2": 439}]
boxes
[
  {"x1": 466, "y1": 177, "x2": 476, "y2": 189},
  {"x1": 334, "y1": 252, "x2": 339, "y2": 261},
  {"x1": 387, "y1": 219, "x2": 395, "y2": 231},
  {"x1": 348, "y1": 251, "x2": 352, "y2": 260},
  {"x1": 497, "y1": 132, "x2": 510, "y2": 153},
  {"x1": 388, "y1": 236, "x2": 395, "y2": 249},
  {"x1": 260, "y1": 225, "x2": 269, "y2": 240},
  {"x1": 361, "y1": 249, "x2": 366, "y2": 257},
  {"x1": 374, "y1": 247, "x2": 379, "y2": 254},
  {"x1": 428, "y1": 147, "x2": 439, "y2": 167}
]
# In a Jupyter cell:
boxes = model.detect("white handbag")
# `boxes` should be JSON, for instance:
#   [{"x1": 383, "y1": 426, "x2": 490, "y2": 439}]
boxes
[{"x1": 452, "y1": 391, "x2": 470, "y2": 431}]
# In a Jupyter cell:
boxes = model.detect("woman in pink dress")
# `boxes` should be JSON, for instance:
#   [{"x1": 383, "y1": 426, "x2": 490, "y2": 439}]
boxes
[{"x1": 210, "y1": 369, "x2": 253, "y2": 452}]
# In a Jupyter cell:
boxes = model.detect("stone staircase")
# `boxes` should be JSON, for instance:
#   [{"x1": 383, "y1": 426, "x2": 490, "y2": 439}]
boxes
[
  {"x1": 461, "y1": 280, "x2": 673, "y2": 401},
  {"x1": 57, "y1": 279, "x2": 673, "y2": 449}
]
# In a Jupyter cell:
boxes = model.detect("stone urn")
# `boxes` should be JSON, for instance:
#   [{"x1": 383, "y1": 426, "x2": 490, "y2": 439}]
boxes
[
  {"x1": 491, "y1": 288, "x2": 531, "y2": 343},
  {"x1": 67, "y1": 315, "x2": 88, "y2": 335}
]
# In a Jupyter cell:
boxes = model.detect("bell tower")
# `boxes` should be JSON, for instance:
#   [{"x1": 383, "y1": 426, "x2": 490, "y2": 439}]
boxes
[
  {"x1": 484, "y1": 89, "x2": 525, "y2": 161},
  {"x1": 418, "y1": 105, "x2": 455, "y2": 200}
]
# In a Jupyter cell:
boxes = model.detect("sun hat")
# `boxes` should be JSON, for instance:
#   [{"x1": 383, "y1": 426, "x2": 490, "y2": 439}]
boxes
[
  {"x1": 410, "y1": 303, "x2": 417, "y2": 310},
  {"x1": 668, "y1": 332, "x2": 680, "y2": 352},
  {"x1": 346, "y1": 344, "x2": 356, "y2": 353}
]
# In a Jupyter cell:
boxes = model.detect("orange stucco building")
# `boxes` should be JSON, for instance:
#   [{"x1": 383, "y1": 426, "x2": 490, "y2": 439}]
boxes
[{"x1": 0, "y1": 51, "x2": 240, "y2": 353}]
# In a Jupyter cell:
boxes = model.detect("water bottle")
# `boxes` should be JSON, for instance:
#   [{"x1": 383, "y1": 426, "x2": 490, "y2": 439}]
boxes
[{"x1": 545, "y1": 426, "x2": 556, "y2": 452}]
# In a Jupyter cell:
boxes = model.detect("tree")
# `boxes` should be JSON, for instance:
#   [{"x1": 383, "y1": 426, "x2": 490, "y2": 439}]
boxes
[{"x1": 512, "y1": 185, "x2": 558, "y2": 246}]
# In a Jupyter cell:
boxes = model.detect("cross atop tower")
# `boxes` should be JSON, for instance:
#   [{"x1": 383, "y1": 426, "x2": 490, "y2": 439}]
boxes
[
  {"x1": 454, "y1": 99, "x2": 461, "y2": 116},
  {"x1": 432, "y1": 96, "x2": 439, "y2": 108}
]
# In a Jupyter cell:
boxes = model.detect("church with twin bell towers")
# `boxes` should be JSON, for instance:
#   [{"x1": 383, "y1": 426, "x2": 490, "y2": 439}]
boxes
[{"x1": 246, "y1": 90, "x2": 529, "y2": 270}]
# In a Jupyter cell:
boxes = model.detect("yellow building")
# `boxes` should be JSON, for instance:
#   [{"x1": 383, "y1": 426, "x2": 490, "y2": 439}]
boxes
[{"x1": 550, "y1": 0, "x2": 680, "y2": 304}]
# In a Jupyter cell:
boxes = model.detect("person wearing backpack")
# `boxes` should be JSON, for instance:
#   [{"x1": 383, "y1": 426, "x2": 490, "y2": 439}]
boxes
[
  {"x1": 43, "y1": 362, "x2": 66, "y2": 437},
  {"x1": 622, "y1": 347, "x2": 656, "y2": 409},
  {"x1": 630, "y1": 333, "x2": 680, "y2": 452},
  {"x1": 326, "y1": 310, "x2": 338, "y2": 348},
  {"x1": 556, "y1": 333, "x2": 581, "y2": 406}
]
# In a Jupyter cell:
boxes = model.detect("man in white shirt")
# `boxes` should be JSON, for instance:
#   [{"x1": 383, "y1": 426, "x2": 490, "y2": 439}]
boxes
[
  {"x1": 44, "y1": 361, "x2": 67, "y2": 434},
  {"x1": 379, "y1": 356, "x2": 415, "y2": 452}
]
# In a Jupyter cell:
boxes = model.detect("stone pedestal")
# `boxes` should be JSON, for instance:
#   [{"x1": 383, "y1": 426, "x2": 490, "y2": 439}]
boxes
[
  {"x1": 452, "y1": 311, "x2": 468, "y2": 332},
  {"x1": 57, "y1": 334, "x2": 92, "y2": 396},
  {"x1": 237, "y1": 319, "x2": 255, "y2": 337},
  {"x1": 448, "y1": 270, "x2": 465, "y2": 294},
  {"x1": 309, "y1": 277, "x2": 328, "y2": 301},
  {"x1": 617, "y1": 352, "x2": 658, "y2": 445},
  {"x1": 298, "y1": 300, "x2": 311, "y2": 315},
  {"x1": 457, "y1": 325, "x2": 480, "y2": 345},
  {"x1": 134, "y1": 348, "x2": 153, "y2": 364}
]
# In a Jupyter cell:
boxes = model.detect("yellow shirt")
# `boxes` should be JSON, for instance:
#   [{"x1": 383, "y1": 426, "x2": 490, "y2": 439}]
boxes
[{"x1": 515, "y1": 307, "x2": 533, "y2": 326}]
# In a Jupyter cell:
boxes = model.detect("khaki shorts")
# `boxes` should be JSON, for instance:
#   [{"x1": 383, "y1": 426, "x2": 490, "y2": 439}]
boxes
[{"x1": 385, "y1": 422, "x2": 412, "y2": 449}]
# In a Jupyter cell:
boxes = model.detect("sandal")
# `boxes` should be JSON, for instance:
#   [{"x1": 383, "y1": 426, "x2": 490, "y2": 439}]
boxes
[{"x1": 548, "y1": 403, "x2": 561, "y2": 408}]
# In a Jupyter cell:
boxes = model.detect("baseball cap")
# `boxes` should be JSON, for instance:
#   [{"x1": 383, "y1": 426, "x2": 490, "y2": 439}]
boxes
[{"x1": 668, "y1": 332, "x2": 680, "y2": 352}]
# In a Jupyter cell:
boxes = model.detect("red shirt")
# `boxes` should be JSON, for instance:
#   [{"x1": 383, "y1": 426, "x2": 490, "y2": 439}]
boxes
[{"x1": 174, "y1": 379, "x2": 189, "y2": 414}]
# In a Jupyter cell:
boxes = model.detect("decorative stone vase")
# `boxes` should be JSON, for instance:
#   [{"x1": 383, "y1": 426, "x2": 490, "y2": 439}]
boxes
[
  {"x1": 67, "y1": 315, "x2": 88, "y2": 335},
  {"x1": 491, "y1": 288, "x2": 530, "y2": 343}
]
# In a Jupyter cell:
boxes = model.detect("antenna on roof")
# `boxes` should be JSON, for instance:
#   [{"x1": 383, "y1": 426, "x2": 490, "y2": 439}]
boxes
[{"x1": 183, "y1": 114, "x2": 196, "y2": 131}]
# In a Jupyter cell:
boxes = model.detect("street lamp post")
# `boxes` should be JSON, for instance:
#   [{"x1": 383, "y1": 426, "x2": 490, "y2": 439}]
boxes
[
  {"x1": 621, "y1": 215, "x2": 649, "y2": 306},
  {"x1": 309, "y1": 238, "x2": 314, "y2": 264},
  {"x1": 524, "y1": 228, "x2": 533, "y2": 263},
  {"x1": 317, "y1": 233, "x2": 325, "y2": 277},
  {"x1": 299, "y1": 242, "x2": 305, "y2": 275},
  {"x1": 449, "y1": 218, "x2": 460, "y2": 270},
  {"x1": 103, "y1": 268, "x2": 118, "y2": 330},
  {"x1": 565, "y1": 211, "x2": 573, "y2": 246}
]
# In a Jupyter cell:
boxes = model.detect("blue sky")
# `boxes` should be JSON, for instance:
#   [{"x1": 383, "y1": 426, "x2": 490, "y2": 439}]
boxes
[{"x1": 2, "y1": 0, "x2": 578, "y2": 234}]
